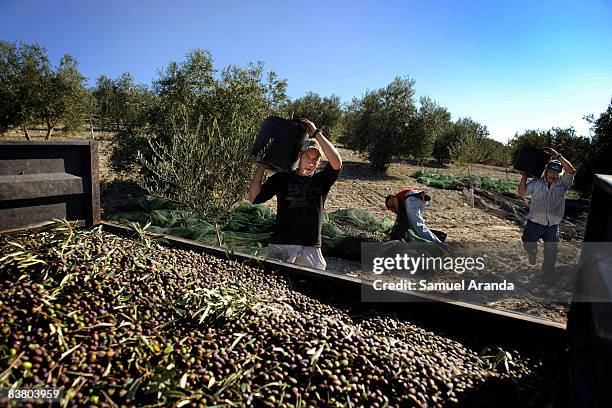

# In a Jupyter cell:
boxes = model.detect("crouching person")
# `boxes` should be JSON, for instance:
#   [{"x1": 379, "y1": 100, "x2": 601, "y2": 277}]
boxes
[
  {"x1": 385, "y1": 188, "x2": 442, "y2": 245},
  {"x1": 518, "y1": 148, "x2": 576, "y2": 284},
  {"x1": 247, "y1": 118, "x2": 342, "y2": 270}
]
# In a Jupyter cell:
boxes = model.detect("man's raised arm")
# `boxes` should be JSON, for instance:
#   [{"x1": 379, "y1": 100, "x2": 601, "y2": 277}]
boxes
[
  {"x1": 544, "y1": 147, "x2": 576, "y2": 174},
  {"x1": 300, "y1": 118, "x2": 342, "y2": 170},
  {"x1": 518, "y1": 173, "x2": 528, "y2": 197},
  {"x1": 248, "y1": 163, "x2": 268, "y2": 203}
]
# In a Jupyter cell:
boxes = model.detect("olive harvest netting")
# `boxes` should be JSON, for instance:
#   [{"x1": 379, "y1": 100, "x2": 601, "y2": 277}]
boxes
[
  {"x1": 411, "y1": 170, "x2": 519, "y2": 193},
  {"x1": 107, "y1": 195, "x2": 435, "y2": 260}
]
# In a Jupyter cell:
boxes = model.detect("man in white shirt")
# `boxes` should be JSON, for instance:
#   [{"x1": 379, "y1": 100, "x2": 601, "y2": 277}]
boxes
[{"x1": 518, "y1": 147, "x2": 576, "y2": 283}]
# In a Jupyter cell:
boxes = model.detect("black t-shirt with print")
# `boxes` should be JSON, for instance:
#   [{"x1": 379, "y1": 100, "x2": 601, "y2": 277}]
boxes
[{"x1": 253, "y1": 163, "x2": 340, "y2": 247}]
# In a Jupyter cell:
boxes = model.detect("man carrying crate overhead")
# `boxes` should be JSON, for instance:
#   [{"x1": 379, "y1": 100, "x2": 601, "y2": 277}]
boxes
[
  {"x1": 518, "y1": 147, "x2": 576, "y2": 284},
  {"x1": 247, "y1": 118, "x2": 342, "y2": 270}
]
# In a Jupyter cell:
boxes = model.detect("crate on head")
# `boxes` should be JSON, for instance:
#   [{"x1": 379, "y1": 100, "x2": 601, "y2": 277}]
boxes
[
  {"x1": 251, "y1": 116, "x2": 309, "y2": 172},
  {"x1": 512, "y1": 145, "x2": 550, "y2": 178},
  {"x1": 0, "y1": 140, "x2": 100, "y2": 231}
]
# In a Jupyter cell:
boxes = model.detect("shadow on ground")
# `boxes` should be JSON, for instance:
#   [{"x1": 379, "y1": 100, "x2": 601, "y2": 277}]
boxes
[
  {"x1": 398, "y1": 158, "x2": 450, "y2": 169},
  {"x1": 101, "y1": 179, "x2": 146, "y2": 217},
  {"x1": 454, "y1": 366, "x2": 566, "y2": 408},
  {"x1": 339, "y1": 161, "x2": 404, "y2": 181}
]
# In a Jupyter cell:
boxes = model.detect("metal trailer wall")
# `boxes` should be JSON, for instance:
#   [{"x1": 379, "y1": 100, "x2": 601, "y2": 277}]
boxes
[
  {"x1": 0, "y1": 140, "x2": 100, "y2": 231},
  {"x1": 567, "y1": 174, "x2": 612, "y2": 408}
]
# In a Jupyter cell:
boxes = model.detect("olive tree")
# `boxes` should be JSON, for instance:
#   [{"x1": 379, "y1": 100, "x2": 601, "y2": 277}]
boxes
[
  {"x1": 93, "y1": 73, "x2": 155, "y2": 132},
  {"x1": 138, "y1": 112, "x2": 260, "y2": 223},
  {"x1": 509, "y1": 102, "x2": 612, "y2": 196},
  {"x1": 0, "y1": 41, "x2": 50, "y2": 138},
  {"x1": 119, "y1": 49, "x2": 289, "y2": 221},
  {"x1": 589, "y1": 98, "x2": 612, "y2": 155},
  {"x1": 342, "y1": 77, "x2": 417, "y2": 172},
  {"x1": 39, "y1": 55, "x2": 88, "y2": 138},
  {"x1": 0, "y1": 41, "x2": 19, "y2": 133},
  {"x1": 450, "y1": 130, "x2": 481, "y2": 176},
  {"x1": 575, "y1": 99, "x2": 612, "y2": 195},
  {"x1": 410, "y1": 96, "x2": 452, "y2": 162},
  {"x1": 477, "y1": 138, "x2": 511, "y2": 167},
  {"x1": 509, "y1": 127, "x2": 590, "y2": 168},
  {"x1": 434, "y1": 117, "x2": 489, "y2": 165},
  {"x1": 0, "y1": 41, "x2": 88, "y2": 139},
  {"x1": 110, "y1": 49, "x2": 216, "y2": 173},
  {"x1": 290, "y1": 92, "x2": 342, "y2": 141}
]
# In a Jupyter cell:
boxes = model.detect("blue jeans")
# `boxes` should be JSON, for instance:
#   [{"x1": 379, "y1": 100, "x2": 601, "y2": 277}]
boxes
[
  {"x1": 522, "y1": 220, "x2": 559, "y2": 276},
  {"x1": 406, "y1": 196, "x2": 442, "y2": 245}
]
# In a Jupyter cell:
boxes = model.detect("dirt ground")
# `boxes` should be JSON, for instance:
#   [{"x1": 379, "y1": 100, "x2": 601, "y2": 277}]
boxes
[
  {"x1": 3, "y1": 132, "x2": 586, "y2": 322},
  {"x1": 327, "y1": 148, "x2": 525, "y2": 244},
  {"x1": 255, "y1": 147, "x2": 527, "y2": 245}
]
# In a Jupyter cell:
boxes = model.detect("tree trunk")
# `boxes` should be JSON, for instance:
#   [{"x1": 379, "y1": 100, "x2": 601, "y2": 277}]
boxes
[
  {"x1": 23, "y1": 124, "x2": 31, "y2": 141},
  {"x1": 45, "y1": 118, "x2": 53, "y2": 140},
  {"x1": 90, "y1": 116, "x2": 95, "y2": 140}
]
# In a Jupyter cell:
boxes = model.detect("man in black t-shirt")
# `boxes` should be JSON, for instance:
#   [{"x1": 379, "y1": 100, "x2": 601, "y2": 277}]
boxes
[{"x1": 247, "y1": 118, "x2": 342, "y2": 270}]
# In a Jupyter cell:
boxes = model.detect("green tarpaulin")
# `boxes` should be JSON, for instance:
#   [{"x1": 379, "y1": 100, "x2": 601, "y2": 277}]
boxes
[{"x1": 107, "y1": 195, "x2": 439, "y2": 260}]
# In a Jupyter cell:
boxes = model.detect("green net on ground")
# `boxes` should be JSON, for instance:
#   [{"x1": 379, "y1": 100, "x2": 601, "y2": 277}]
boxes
[
  {"x1": 109, "y1": 196, "x2": 413, "y2": 260},
  {"x1": 411, "y1": 170, "x2": 518, "y2": 194},
  {"x1": 411, "y1": 170, "x2": 460, "y2": 190}
]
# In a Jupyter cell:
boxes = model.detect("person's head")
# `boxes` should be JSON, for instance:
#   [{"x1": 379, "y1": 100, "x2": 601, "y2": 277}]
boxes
[
  {"x1": 544, "y1": 160, "x2": 563, "y2": 183},
  {"x1": 385, "y1": 194, "x2": 398, "y2": 214},
  {"x1": 297, "y1": 139, "x2": 322, "y2": 176}
]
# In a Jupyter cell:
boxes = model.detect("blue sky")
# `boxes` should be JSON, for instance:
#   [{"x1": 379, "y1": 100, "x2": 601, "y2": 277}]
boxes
[{"x1": 2, "y1": 0, "x2": 611, "y2": 142}]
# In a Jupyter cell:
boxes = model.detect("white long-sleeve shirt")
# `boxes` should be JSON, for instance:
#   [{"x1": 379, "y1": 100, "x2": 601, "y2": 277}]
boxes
[{"x1": 524, "y1": 172, "x2": 574, "y2": 226}]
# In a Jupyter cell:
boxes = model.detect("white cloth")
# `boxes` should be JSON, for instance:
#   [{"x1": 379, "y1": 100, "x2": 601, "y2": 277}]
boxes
[{"x1": 266, "y1": 244, "x2": 327, "y2": 270}]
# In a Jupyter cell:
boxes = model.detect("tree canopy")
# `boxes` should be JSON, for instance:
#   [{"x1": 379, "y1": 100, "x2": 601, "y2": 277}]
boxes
[
  {"x1": 290, "y1": 92, "x2": 342, "y2": 141},
  {"x1": 342, "y1": 77, "x2": 418, "y2": 171},
  {"x1": 3, "y1": 40, "x2": 610, "y2": 200},
  {"x1": 0, "y1": 41, "x2": 87, "y2": 139}
]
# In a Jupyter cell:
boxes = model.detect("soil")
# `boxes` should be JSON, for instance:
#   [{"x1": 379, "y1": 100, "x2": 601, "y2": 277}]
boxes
[{"x1": 326, "y1": 148, "x2": 527, "y2": 244}]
